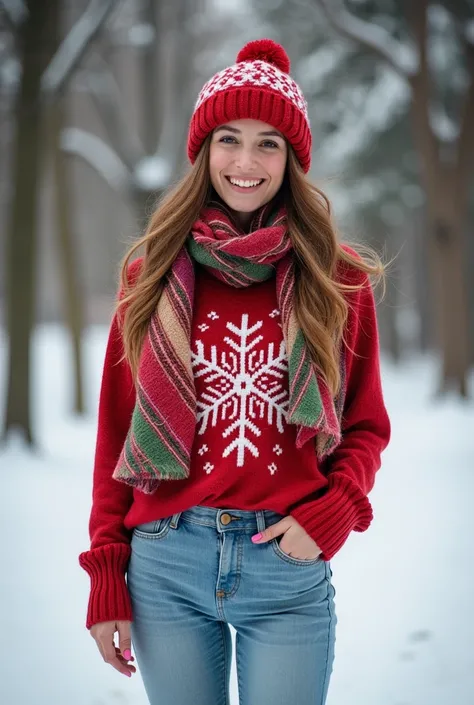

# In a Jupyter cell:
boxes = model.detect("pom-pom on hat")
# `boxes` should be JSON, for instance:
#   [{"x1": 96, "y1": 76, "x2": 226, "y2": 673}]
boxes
[{"x1": 187, "y1": 39, "x2": 312, "y2": 173}]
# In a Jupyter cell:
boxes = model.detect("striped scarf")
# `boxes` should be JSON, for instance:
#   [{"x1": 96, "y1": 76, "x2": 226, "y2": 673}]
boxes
[{"x1": 112, "y1": 198, "x2": 344, "y2": 494}]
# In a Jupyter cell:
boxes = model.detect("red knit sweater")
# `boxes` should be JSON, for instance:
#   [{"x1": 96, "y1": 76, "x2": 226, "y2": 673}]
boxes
[{"x1": 79, "y1": 256, "x2": 391, "y2": 629}]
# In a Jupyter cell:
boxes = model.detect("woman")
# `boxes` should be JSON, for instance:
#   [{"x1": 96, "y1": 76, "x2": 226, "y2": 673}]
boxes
[{"x1": 79, "y1": 39, "x2": 391, "y2": 705}]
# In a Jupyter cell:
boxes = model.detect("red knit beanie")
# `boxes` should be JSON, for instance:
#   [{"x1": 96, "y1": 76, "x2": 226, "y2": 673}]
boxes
[{"x1": 187, "y1": 39, "x2": 312, "y2": 173}]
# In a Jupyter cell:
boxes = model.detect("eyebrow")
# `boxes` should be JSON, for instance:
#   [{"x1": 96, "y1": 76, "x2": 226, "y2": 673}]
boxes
[{"x1": 213, "y1": 125, "x2": 284, "y2": 139}]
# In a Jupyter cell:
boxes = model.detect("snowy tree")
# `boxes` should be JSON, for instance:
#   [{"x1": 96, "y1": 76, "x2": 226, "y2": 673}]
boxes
[
  {"x1": 313, "y1": 0, "x2": 474, "y2": 397},
  {"x1": 251, "y1": 0, "x2": 474, "y2": 396},
  {"x1": 61, "y1": 0, "x2": 209, "y2": 225},
  {"x1": 2, "y1": 0, "x2": 116, "y2": 445}
]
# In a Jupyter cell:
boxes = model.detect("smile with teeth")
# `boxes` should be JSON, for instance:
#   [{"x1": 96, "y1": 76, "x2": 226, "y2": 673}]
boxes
[{"x1": 226, "y1": 176, "x2": 265, "y2": 189}]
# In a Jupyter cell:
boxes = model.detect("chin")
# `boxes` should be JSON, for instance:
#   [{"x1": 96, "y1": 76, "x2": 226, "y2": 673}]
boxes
[
  {"x1": 229, "y1": 199, "x2": 265, "y2": 212},
  {"x1": 224, "y1": 190, "x2": 272, "y2": 210}
]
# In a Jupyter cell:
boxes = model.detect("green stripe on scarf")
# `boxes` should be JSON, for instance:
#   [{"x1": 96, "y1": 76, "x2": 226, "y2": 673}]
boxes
[
  {"x1": 288, "y1": 329, "x2": 323, "y2": 424},
  {"x1": 129, "y1": 390, "x2": 189, "y2": 479},
  {"x1": 112, "y1": 197, "x2": 344, "y2": 494},
  {"x1": 187, "y1": 237, "x2": 275, "y2": 282}
]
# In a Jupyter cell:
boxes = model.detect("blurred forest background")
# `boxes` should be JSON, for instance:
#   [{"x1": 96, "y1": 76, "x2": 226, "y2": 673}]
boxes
[{"x1": 1, "y1": 0, "x2": 474, "y2": 443}]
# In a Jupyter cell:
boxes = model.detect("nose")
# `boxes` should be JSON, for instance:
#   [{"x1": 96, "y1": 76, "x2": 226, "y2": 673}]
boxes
[{"x1": 233, "y1": 146, "x2": 257, "y2": 173}]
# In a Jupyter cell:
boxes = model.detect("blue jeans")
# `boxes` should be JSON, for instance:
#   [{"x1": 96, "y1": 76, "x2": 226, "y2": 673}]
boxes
[{"x1": 127, "y1": 505, "x2": 337, "y2": 705}]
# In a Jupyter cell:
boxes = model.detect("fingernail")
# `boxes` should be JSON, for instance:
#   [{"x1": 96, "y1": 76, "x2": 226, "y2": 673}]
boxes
[
  {"x1": 252, "y1": 533, "x2": 262, "y2": 542},
  {"x1": 124, "y1": 671, "x2": 131, "y2": 677},
  {"x1": 123, "y1": 649, "x2": 131, "y2": 660}
]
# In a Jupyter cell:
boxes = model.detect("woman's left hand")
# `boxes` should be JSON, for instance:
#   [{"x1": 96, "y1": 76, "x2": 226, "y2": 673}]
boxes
[{"x1": 251, "y1": 516, "x2": 322, "y2": 560}]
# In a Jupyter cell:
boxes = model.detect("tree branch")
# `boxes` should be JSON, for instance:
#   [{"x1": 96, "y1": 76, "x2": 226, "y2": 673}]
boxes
[
  {"x1": 60, "y1": 126, "x2": 130, "y2": 191},
  {"x1": 404, "y1": 1, "x2": 442, "y2": 205},
  {"x1": 456, "y1": 41, "x2": 474, "y2": 192},
  {"x1": 0, "y1": 0, "x2": 27, "y2": 54},
  {"x1": 314, "y1": 0, "x2": 417, "y2": 82},
  {"x1": 0, "y1": 0, "x2": 27, "y2": 28},
  {"x1": 139, "y1": 0, "x2": 161, "y2": 155},
  {"x1": 467, "y1": 19, "x2": 474, "y2": 46},
  {"x1": 41, "y1": 0, "x2": 117, "y2": 97},
  {"x1": 76, "y1": 59, "x2": 144, "y2": 171}
]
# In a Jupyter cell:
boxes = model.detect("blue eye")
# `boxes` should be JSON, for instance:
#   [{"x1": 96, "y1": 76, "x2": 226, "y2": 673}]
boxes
[{"x1": 218, "y1": 136, "x2": 279, "y2": 148}]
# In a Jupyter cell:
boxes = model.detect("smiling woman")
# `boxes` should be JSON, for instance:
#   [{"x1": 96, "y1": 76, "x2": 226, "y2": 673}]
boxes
[
  {"x1": 79, "y1": 37, "x2": 390, "y2": 705},
  {"x1": 209, "y1": 119, "x2": 288, "y2": 230}
]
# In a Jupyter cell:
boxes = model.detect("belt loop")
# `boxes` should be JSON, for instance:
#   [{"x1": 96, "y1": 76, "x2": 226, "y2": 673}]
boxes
[
  {"x1": 256, "y1": 510, "x2": 266, "y2": 533},
  {"x1": 169, "y1": 511, "x2": 182, "y2": 529}
]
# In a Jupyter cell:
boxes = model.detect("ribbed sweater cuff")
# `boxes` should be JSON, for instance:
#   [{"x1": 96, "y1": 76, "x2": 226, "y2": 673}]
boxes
[
  {"x1": 79, "y1": 543, "x2": 133, "y2": 630},
  {"x1": 289, "y1": 473, "x2": 373, "y2": 561}
]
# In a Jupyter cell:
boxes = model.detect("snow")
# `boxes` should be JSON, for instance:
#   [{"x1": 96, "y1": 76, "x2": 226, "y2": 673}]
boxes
[
  {"x1": 61, "y1": 127, "x2": 129, "y2": 191},
  {"x1": 133, "y1": 155, "x2": 171, "y2": 192},
  {"x1": 2, "y1": 0, "x2": 28, "y2": 27},
  {"x1": 298, "y1": 43, "x2": 352, "y2": 94},
  {"x1": 316, "y1": 0, "x2": 419, "y2": 78},
  {"x1": 211, "y1": 0, "x2": 250, "y2": 14},
  {"x1": 41, "y1": 0, "x2": 116, "y2": 96},
  {"x1": 429, "y1": 106, "x2": 459, "y2": 143},
  {"x1": 127, "y1": 23, "x2": 156, "y2": 48},
  {"x1": 0, "y1": 56, "x2": 20, "y2": 90},
  {"x1": 1, "y1": 324, "x2": 473, "y2": 704},
  {"x1": 428, "y1": 4, "x2": 451, "y2": 32},
  {"x1": 317, "y1": 64, "x2": 410, "y2": 168}
]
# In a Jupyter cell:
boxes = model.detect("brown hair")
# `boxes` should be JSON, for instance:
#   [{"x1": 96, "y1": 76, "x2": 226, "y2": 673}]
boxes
[{"x1": 117, "y1": 137, "x2": 386, "y2": 397}]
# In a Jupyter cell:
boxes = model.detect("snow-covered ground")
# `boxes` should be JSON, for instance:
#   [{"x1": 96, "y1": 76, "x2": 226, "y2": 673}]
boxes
[{"x1": 1, "y1": 324, "x2": 473, "y2": 705}]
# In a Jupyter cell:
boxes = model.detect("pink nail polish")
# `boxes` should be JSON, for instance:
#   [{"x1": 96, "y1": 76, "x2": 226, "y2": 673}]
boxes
[
  {"x1": 124, "y1": 671, "x2": 131, "y2": 677},
  {"x1": 252, "y1": 533, "x2": 262, "y2": 542},
  {"x1": 123, "y1": 649, "x2": 131, "y2": 660}
]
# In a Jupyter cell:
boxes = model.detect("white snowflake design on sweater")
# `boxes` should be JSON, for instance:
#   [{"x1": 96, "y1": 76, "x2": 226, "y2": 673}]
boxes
[{"x1": 191, "y1": 313, "x2": 289, "y2": 467}]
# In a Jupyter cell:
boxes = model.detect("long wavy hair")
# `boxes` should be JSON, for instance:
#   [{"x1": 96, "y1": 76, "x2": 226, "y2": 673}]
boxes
[{"x1": 116, "y1": 135, "x2": 387, "y2": 398}]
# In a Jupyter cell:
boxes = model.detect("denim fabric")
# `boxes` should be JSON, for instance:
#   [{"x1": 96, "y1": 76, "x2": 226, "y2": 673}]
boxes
[{"x1": 127, "y1": 505, "x2": 337, "y2": 705}]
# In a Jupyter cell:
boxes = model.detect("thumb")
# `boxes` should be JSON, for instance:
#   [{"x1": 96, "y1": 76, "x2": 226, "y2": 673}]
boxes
[{"x1": 117, "y1": 620, "x2": 132, "y2": 660}]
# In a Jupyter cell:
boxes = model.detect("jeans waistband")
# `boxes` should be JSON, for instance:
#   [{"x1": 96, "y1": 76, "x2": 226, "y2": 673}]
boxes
[{"x1": 169, "y1": 505, "x2": 286, "y2": 533}]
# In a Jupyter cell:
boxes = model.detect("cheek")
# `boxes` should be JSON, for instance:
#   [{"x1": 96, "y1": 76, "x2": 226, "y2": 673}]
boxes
[
  {"x1": 266, "y1": 153, "x2": 287, "y2": 186},
  {"x1": 209, "y1": 148, "x2": 228, "y2": 184}
]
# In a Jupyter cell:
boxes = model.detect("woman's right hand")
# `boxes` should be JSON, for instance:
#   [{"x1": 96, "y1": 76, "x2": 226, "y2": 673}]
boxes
[{"x1": 90, "y1": 620, "x2": 137, "y2": 677}]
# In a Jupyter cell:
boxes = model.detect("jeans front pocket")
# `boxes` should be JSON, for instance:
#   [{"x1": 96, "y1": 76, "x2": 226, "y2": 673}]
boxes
[
  {"x1": 133, "y1": 516, "x2": 173, "y2": 540},
  {"x1": 271, "y1": 536, "x2": 322, "y2": 566}
]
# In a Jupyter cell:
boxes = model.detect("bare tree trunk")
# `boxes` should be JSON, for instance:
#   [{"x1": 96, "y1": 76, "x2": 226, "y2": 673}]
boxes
[
  {"x1": 47, "y1": 1, "x2": 85, "y2": 416},
  {"x1": 51, "y1": 98, "x2": 85, "y2": 414},
  {"x1": 468, "y1": 215, "x2": 474, "y2": 367},
  {"x1": 383, "y1": 262, "x2": 401, "y2": 363},
  {"x1": 368, "y1": 221, "x2": 402, "y2": 363},
  {"x1": 140, "y1": 0, "x2": 163, "y2": 156},
  {"x1": 408, "y1": 3, "x2": 472, "y2": 397},
  {"x1": 426, "y1": 203, "x2": 470, "y2": 397},
  {"x1": 412, "y1": 211, "x2": 431, "y2": 353},
  {"x1": 174, "y1": 0, "x2": 205, "y2": 173},
  {"x1": 315, "y1": 0, "x2": 474, "y2": 397},
  {"x1": 409, "y1": 86, "x2": 471, "y2": 395},
  {"x1": 3, "y1": 1, "x2": 60, "y2": 444}
]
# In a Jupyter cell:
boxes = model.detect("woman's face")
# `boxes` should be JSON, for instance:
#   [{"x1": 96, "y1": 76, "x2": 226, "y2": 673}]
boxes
[{"x1": 209, "y1": 118, "x2": 288, "y2": 230}]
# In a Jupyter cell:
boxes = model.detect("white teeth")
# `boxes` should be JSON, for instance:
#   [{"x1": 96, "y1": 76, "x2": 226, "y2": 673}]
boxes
[{"x1": 229, "y1": 177, "x2": 263, "y2": 188}]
